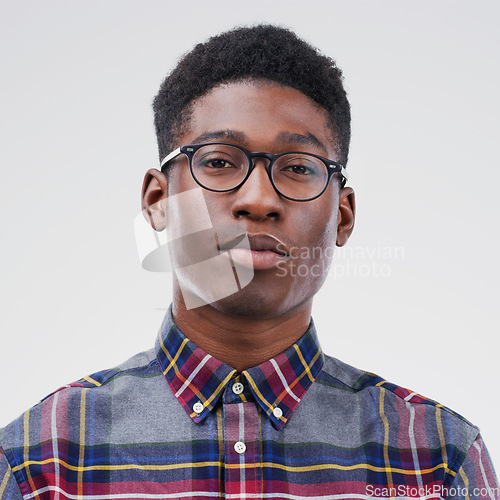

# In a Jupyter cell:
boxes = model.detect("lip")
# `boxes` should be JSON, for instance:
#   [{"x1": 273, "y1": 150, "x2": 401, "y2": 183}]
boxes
[
  {"x1": 246, "y1": 233, "x2": 289, "y2": 256},
  {"x1": 217, "y1": 232, "x2": 248, "y2": 252},
  {"x1": 218, "y1": 232, "x2": 289, "y2": 270}
]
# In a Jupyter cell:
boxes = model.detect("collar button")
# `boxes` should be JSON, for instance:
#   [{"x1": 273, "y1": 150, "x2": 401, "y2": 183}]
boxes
[
  {"x1": 232, "y1": 382, "x2": 244, "y2": 394},
  {"x1": 273, "y1": 406, "x2": 283, "y2": 418}
]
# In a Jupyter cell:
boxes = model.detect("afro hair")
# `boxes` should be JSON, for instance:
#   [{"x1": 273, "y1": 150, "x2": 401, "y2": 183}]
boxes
[{"x1": 153, "y1": 24, "x2": 351, "y2": 167}]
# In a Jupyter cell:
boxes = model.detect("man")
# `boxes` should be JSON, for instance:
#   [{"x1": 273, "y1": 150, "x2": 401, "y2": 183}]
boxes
[{"x1": 0, "y1": 25, "x2": 497, "y2": 500}]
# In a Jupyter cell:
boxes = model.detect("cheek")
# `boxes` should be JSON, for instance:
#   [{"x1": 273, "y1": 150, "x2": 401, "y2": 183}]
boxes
[
  {"x1": 169, "y1": 166, "x2": 232, "y2": 223},
  {"x1": 282, "y1": 204, "x2": 338, "y2": 293},
  {"x1": 302, "y1": 194, "x2": 339, "y2": 254},
  {"x1": 168, "y1": 160, "x2": 199, "y2": 194},
  {"x1": 302, "y1": 202, "x2": 339, "y2": 287},
  {"x1": 319, "y1": 212, "x2": 339, "y2": 251},
  {"x1": 306, "y1": 220, "x2": 338, "y2": 273}
]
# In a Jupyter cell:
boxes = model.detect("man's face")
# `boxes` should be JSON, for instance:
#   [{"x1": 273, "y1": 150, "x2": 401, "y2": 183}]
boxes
[{"x1": 147, "y1": 80, "x2": 354, "y2": 318}]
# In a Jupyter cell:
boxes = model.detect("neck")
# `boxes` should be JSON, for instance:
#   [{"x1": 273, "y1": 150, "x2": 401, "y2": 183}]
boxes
[{"x1": 171, "y1": 293, "x2": 312, "y2": 372}]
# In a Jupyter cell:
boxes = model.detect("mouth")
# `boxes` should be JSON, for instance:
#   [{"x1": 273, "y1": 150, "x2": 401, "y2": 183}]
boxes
[{"x1": 218, "y1": 232, "x2": 289, "y2": 270}]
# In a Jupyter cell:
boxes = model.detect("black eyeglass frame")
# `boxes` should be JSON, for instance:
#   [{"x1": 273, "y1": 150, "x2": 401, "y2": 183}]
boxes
[{"x1": 159, "y1": 142, "x2": 348, "y2": 202}]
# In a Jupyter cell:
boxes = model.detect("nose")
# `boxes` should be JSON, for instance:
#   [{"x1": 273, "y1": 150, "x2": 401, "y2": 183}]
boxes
[{"x1": 231, "y1": 159, "x2": 284, "y2": 222}]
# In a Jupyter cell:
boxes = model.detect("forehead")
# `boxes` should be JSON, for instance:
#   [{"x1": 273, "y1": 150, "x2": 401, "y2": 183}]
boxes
[{"x1": 181, "y1": 81, "x2": 337, "y2": 158}]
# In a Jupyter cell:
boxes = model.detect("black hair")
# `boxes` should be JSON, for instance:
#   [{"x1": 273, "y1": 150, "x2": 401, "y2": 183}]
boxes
[{"x1": 153, "y1": 24, "x2": 351, "y2": 168}]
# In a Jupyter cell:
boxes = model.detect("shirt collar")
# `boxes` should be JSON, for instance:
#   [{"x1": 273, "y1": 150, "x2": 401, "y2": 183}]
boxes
[{"x1": 155, "y1": 306, "x2": 324, "y2": 431}]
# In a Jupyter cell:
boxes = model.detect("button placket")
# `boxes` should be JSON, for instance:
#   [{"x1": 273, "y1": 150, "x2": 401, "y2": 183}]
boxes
[{"x1": 224, "y1": 402, "x2": 260, "y2": 496}]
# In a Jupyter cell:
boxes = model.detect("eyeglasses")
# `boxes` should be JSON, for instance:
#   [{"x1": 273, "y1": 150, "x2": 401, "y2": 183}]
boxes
[{"x1": 160, "y1": 142, "x2": 348, "y2": 202}]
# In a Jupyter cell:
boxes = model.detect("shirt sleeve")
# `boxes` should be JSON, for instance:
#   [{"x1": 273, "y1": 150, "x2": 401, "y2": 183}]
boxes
[
  {"x1": 0, "y1": 446, "x2": 23, "y2": 500},
  {"x1": 446, "y1": 434, "x2": 499, "y2": 500}
]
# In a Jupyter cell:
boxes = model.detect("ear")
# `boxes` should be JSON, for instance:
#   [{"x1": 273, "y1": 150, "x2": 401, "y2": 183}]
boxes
[
  {"x1": 141, "y1": 168, "x2": 169, "y2": 231},
  {"x1": 336, "y1": 187, "x2": 355, "y2": 247}
]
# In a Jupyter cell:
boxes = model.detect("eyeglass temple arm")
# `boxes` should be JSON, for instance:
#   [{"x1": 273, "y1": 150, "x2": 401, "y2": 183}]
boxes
[
  {"x1": 332, "y1": 164, "x2": 348, "y2": 183},
  {"x1": 340, "y1": 166, "x2": 348, "y2": 181},
  {"x1": 160, "y1": 147, "x2": 181, "y2": 170}
]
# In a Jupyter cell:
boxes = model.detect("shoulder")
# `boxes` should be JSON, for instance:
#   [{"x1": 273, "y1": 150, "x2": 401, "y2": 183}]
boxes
[
  {"x1": 43, "y1": 347, "x2": 160, "y2": 401},
  {"x1": 314, "y1": 353, "x2": 480, "y2": 470},
  {"x1": 0, "y1": 347, "x2": 160, "y2": 451},
  {"x1": 319, "y1": 353, "x2": 475, "y2": 420}
]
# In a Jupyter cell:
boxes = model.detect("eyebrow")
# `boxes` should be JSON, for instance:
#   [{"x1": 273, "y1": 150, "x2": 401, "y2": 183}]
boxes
[
  {"x1": 191, "y1": 130, "x2": 327, "y2": 154},
  {"x1": 275, "y1": 132, "x2": 327, "y2": 154},
  {"x1": 191, "y1": 130, "x2": 246, "y2": 144}
]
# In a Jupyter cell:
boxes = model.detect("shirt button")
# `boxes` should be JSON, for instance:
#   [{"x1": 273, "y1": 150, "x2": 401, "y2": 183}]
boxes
[
  {"x1": 193, "y1": 401, "x2": 204, "y2": 414},
  {"x1": 273, "y1": 407, "x2": 283, "y2": 418},
  {"x1": 232, "y1": 382, "x2": 244, "y2": 394},
  {"x1": 234, "y1": 441, "x2": 246, "y2": 454}
]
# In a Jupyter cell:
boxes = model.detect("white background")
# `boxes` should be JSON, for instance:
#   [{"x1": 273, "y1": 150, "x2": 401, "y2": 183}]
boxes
[{"x1": 1, "y1": 0, "x2": 499, "y2": 468}]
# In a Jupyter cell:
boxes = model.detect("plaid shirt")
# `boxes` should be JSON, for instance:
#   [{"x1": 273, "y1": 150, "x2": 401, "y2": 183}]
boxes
[{"x1": 0, "y1": 308, "x2": 497, "y2": 499}]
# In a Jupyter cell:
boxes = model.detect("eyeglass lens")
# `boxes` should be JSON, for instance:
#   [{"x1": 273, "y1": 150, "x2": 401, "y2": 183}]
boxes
[{"x1": 191, "y1": 144, "x2": 329, "y2": 200}]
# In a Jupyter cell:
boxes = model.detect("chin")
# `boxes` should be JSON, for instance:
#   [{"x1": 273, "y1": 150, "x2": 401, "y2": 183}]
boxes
[
  {"x1": 175, "y1": 263, "x2": 326, "y2": 318},
  {"x1": 204, "y1": 279, "x2": 316, "y2": 320}
]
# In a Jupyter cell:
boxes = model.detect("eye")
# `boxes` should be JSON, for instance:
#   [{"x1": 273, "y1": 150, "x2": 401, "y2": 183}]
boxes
[
  {"x1": 203, "y1": 158, "x2": 236, "y2": 169},
  {"x1": 274, "y1": 155, "x2": 324, "y2": 184},
  {"x1": 282, "y1": 164, "x2": 313, "y2": 175},
  {"x1": 197, "y1": 152, "x2": 242, "y2": 170}
]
